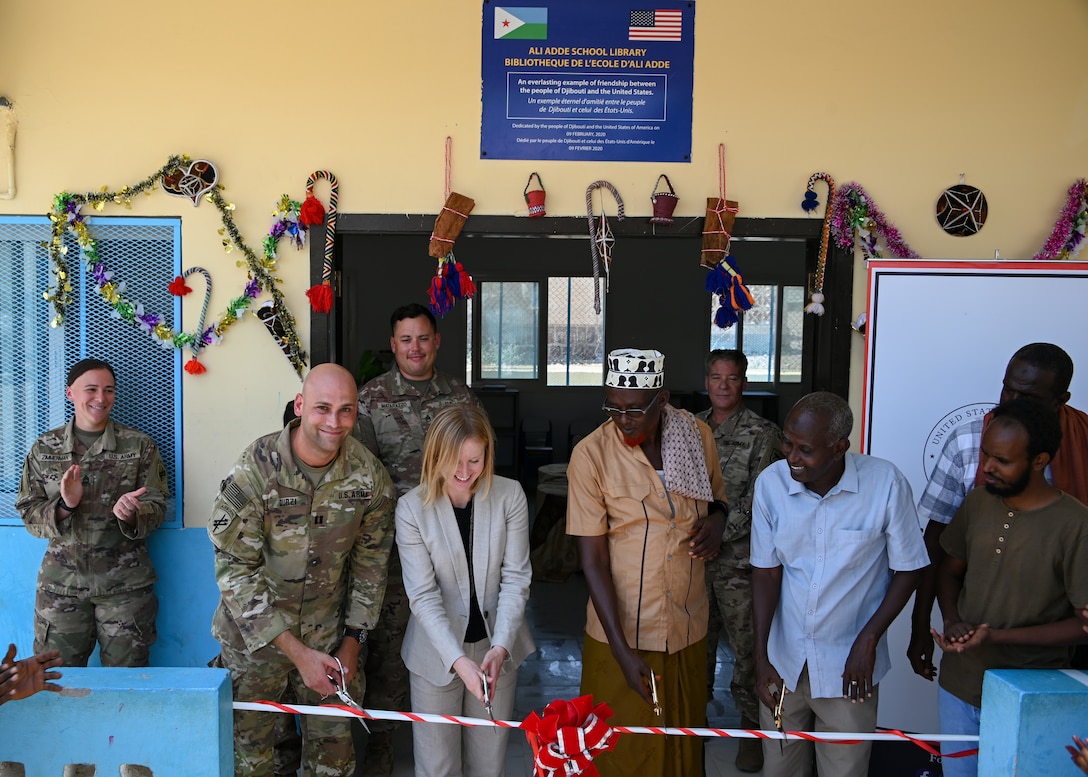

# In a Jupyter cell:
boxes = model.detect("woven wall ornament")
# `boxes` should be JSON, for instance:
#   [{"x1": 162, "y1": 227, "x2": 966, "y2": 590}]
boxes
[
  {"x1": 650, "y1": 174, "x2": 678, "y2": 225},
  {"x1": 426, "y1": 137, "x2": 477, "y2": 317},
  {"x1": 936, "y1": 176, "x2": 988, "y2": 236},
  {"x1": 585, "y1": 180, "x2": 625, "y2": 314},
  {"x1": 701, "y1": 145, "x2": 738, "y2": 269},
  {"x1": 524, "y1": 172, "x2": 546, "y2": 217},
  {"x1": 428, "y1": 138, "x2": 475, "y2": 259},
  {"x1": 160, "y1": 159, "x2": 218, "y2": 206},
  {"x1": 702, "y1": 144, "x2": 752, "y2": 330}
]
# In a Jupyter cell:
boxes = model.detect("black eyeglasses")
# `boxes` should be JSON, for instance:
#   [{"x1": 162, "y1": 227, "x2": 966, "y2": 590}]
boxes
[{"x1": 601, "y1": 391, "x2": 662, "y2": 418}]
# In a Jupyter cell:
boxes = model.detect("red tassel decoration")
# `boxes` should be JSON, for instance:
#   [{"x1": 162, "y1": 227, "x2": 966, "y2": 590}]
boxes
[
  {"x1": 428, "y1": 267, "x2": 455, "y2": 318},
  {"x1": 299, "y1": 195, "x2": 326, "y2": 227},
  {"x1": 168, "y1": 275, "x2": 192, "y2": 296},
  {"x1": 306, "y1": 282, "x2": 334, "y2": 313},
  {"x1": 184, "y1": 356, "x2": 207, "y2": 375},
  {"x1": 453, "y1": 262, "x2": 476, "y2": 298}
]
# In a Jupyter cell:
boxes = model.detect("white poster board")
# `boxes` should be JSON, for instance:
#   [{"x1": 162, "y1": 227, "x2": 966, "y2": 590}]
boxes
[{"x1": 862, "y1": 260, "x2": 1088, "y2": 733}]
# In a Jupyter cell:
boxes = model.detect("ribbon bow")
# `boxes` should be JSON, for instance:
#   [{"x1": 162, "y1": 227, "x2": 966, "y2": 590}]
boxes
[{"x1": 522, "y1": 695, "x2": 618, "y2": 777}]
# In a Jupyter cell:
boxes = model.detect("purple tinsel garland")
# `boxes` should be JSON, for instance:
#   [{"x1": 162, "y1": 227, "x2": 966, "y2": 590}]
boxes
[
  {"x1": 830, "y1": 183, "x2": 919, "y2": 259},
  {"x1": 1033, "y1": 179, "x2": 1088, "y2": 261}
]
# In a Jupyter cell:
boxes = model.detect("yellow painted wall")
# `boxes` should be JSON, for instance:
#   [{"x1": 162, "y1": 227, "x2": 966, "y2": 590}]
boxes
[{"x1": 2, "y1": 0, "x2": 1086, "y2": 524}]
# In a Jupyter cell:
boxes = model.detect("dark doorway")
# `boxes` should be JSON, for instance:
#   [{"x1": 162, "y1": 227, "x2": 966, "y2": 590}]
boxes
[{"x1": 312, "y1": 215, "x2": 853, "y2": 462}]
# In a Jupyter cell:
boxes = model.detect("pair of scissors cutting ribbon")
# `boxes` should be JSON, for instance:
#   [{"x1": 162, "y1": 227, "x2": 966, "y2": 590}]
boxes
[
  {"x1": 482, "y1": 674, "x2": 498, "y2": 734},
  {"x1": 327, "y1": 657, "x2": 370, "y2": 732},
  {"x1": 769, "y1": 682, "x2": 786, "y2": 754},
  {"x1": 648, "y1": 673, "x2": 662, "y2": 720}
]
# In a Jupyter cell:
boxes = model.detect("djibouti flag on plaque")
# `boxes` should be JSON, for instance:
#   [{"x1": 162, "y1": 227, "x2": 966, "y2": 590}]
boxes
[{"x1": 494, "y1": 7, "x2": 548, "y2": 39}]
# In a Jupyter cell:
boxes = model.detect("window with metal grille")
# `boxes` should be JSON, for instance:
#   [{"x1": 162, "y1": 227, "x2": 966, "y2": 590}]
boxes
[
  {"x1": 465, "y1": 276, "x2": 605, "y2": 386},
  {"x1": 710, "y1": 284, "x2": 805, "y2": 384},
  {"x1": 0, "y1": 216, "x2": 183, "y2": 527}
]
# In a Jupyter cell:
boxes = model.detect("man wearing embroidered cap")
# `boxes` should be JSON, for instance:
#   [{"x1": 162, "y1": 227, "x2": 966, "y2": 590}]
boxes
[{"x1": 566, "y1": 348, "x2": 730, "y2": 777}]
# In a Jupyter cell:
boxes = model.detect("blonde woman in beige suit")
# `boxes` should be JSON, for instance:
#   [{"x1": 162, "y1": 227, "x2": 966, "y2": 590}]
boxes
[{"x1": 396, "y1": 404, "x2": 534, "y2": 777}]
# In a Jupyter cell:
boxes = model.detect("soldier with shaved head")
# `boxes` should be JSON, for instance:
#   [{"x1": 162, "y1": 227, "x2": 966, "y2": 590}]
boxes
[{"x1": 210, "y1": 363, "x2": 396, "y2": 777}]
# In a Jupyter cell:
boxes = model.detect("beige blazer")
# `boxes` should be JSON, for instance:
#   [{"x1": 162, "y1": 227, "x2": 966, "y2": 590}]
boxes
[{"x1": 396, "y1": 475, "x2": 535, "y2": 687}]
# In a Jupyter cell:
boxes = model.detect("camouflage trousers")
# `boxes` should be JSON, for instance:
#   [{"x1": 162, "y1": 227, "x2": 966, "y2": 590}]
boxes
[
  {"x1": 705, "y1": 558, "x2": 758, "y2": 722},
  {"x1": 34, "y1": 585, "x2": 157, "y2": 667},
  {"x1": 215, "y1": 641, "x2": 366, "y2": 777},
  {"x1": 362, "y1": 546, "x2": 411, "y2": 734}
]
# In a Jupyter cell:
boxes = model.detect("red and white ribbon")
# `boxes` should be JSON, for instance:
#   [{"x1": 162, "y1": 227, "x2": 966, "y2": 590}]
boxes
[{"x1": 232, "y1": 700, "x2": 979, "y2": 759}]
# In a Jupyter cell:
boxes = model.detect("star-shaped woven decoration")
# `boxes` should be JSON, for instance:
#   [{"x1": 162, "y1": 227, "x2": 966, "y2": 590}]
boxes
[
  {"x1": 595, "y1": 213, "x2": 615, "y2": 287},
  {"x1": 936, "y1": 184, "x2": 988, "y2": 236}
]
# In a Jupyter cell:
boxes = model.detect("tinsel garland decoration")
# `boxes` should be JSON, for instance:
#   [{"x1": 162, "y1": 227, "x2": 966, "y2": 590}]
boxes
[
  {"x1": 1033, "y1": 179, "x2": 1088, "y2": 261},
  {"x1": 44, "y1": 155, "x2": 309, "y2": 376},
  {"x1": 830, "y1": 182, "x2": 919, "y2": 260}
]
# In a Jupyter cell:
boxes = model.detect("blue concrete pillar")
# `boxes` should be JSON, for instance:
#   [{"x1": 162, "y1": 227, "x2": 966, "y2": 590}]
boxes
[
  {"x1": 980, "y1": 668, "x2": 1088, "y2": 775},
  {"x1": 0, "y1": 667, "x2": 232, "y2": 777}
]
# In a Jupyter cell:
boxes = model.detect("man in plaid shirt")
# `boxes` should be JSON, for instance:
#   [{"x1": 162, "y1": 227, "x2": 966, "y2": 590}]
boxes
[{"x1": 907, "y1": 342, "x2": 1087, "y2": 680}]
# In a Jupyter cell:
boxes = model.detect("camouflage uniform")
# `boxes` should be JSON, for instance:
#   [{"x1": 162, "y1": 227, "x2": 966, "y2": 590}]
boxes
[
  {"x1": 352, "y1": 367, "x2": 478, "y2": 754},
  {"x1": 209, "y1": 421, "x2": 396, "y2": 777},
  {"x1": 16, "y1": 418, "x2": 168, "y2": 667},
  {"x1": 695, "y1": 406, "x2": 784, "y2": 722}
]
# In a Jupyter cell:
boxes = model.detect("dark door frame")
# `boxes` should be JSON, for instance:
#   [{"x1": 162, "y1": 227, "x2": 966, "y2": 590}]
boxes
[{"x1": 308, "y1": 215, "x2": 854, "y2": 399}]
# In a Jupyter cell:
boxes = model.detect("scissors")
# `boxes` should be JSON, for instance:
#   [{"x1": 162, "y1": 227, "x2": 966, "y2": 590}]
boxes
[
  {"x1": 482, "y1": 674, "x2": 497, "y2": 733},
  {"x1": 768, "y1": 682, "x2": 786, "y2": 754},
  {"x1": 648, "y1": 673, "x2": 662, "y2": 720},
  {"x1": 327, "y1": 657, "x2": 370, "y2": 733}
]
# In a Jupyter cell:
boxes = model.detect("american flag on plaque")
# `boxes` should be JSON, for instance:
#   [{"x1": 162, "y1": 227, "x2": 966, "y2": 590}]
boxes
[{"x1": 628, "y1": 9, "x2": 682, "y2": 41}]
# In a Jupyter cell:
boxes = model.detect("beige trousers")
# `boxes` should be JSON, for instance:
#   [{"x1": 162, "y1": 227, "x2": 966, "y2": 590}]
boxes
[{"x1": 758, "y1": 663, "x2": 878, "y2": 777}]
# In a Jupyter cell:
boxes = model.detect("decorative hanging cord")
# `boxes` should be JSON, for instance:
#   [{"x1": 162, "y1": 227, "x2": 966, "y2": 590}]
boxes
[
  {"x1": 700, "y1": 144, "x2": 740, "y2": 267},
  {"x1": 444, "y1": 135, "x2": 452, "y2": 201},
  {"x1": 701, "y1": 144, "x2": 753, "y2": 330},
  {"x1": 801, "y1": 172, "x2": 835, "y2": 315},
  {"x1": 172, "y1": 266, "x2": 213, "y2": 374},
  {"x1": 585, "y1": 180, "x2": 625, "y2": 314},
  {"x1": 302, "y1": 170, "x2": 339, "y2": 313},
  {"x1": 427, "y1": 137, "x2": 476, "y2": 316}
]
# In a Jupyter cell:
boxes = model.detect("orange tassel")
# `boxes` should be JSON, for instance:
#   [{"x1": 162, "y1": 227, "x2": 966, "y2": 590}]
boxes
[{"x1": 306, "y1": 282, "x2": 334, "y2": 313}]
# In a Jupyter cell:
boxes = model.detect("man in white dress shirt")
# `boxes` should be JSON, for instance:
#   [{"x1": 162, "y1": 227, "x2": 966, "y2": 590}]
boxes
[{"x1": 751, "y1": 392, "x2": 929, "y2": 777}]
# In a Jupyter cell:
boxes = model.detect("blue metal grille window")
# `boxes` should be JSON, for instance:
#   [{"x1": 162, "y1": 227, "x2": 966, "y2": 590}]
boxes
[{"x1": 0, "y1": 216, "x2": 183, "y2": 526}]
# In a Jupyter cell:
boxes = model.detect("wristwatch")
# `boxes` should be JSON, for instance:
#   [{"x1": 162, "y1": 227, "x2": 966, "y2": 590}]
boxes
[{"x1": 344, "y1": 627, "x2": 368, "y2": 645}]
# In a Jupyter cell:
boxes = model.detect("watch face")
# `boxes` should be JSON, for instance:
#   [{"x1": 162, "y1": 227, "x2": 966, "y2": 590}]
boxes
[{"x1": 936, "y1": 184, "x2": 988, "y2": 236}]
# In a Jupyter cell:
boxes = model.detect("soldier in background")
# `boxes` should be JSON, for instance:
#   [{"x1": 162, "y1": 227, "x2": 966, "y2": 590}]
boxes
[
  {"x1": 353, "y1": 303, "x2": 479, "y2": 776},
  {"x1": 210, "y1": 363, "x2": 395, "y2": 777},
  {"x1": 17, "y1": 358, "x2": 168, "y2": 667},
  {"x1": 695, "y1": 349, "x2": 784, "y2": 773}
]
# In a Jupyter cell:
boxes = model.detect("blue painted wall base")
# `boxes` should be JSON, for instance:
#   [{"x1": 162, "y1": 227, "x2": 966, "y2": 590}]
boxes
[
  {"x1": 0, "y1": 527, "x2": 221, "y2": 667},
  {"x1": 980, "y1": 669, "x2": 1088, "y2": 775},
  {"x1": 0, "y1": 667, "x2": 232, "y2": 776}
]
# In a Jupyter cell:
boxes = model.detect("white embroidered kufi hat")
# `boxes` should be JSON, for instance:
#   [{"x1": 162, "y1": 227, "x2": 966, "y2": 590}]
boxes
[{"x1": 605, "y1": 348, "x2": 665, "y2": 389}]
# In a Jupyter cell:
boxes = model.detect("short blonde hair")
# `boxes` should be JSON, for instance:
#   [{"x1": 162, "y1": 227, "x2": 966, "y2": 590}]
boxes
[{"x1": 418, "y1": 404, "x2": 496, "y2": 506}]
